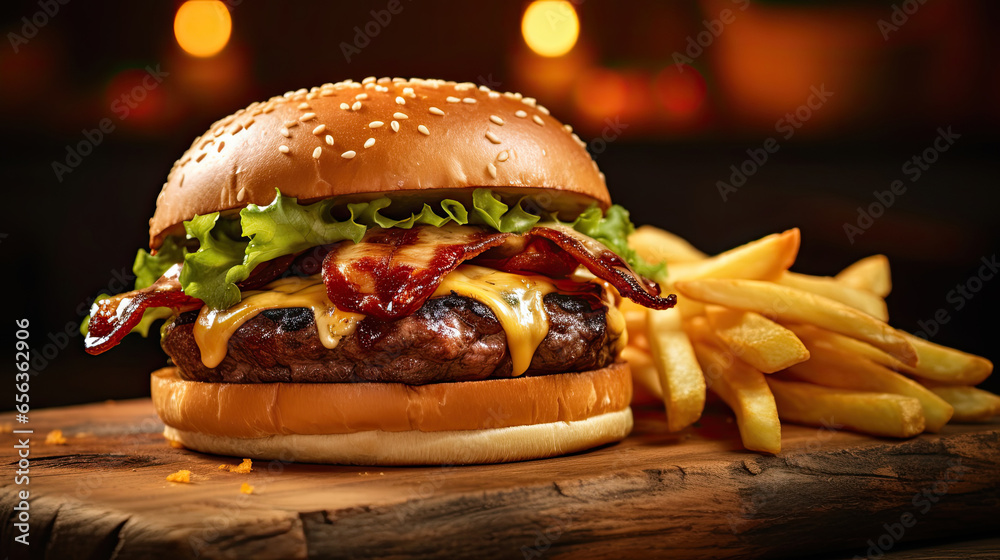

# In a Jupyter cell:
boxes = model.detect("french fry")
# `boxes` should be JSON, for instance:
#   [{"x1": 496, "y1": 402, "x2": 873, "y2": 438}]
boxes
[
  {"x1": 836, "y1": 255, "x2": 892, "y2": 297},
  {"x1": 622, "y1": 345, "x2": 662, "y2": 399},
  {"x1": 647, "y1": 309, "x2": 706, "y2": 432},
  {"x1": 902, "y1": 332, "x2": 994, "y2": 386},
  {"x1": 766, "y1": 377, "x2": 925, "y2": 438},
  {"x1": 928, "y1": 386, "x2": 1000, "y2": 423},
  {"x1": 666, "y1": 229, "x2": 800, "y2": 283},
  {"x1": 621, "y1": 298, "x2": 650, "y2": 350},
  {"x1": 704, "y1": 306, "x2": 810, "y2": 373},
  {"x1": 691, "y1": 338, "x2": 781, "y2": 453},
  {"x1": 778, "y1": 271, "x2": 889, "y2": 321},
  {"x1": 785, "y1": 345, "x2": 953, "y2": 432},
  {"x1": 785, "y1": 324, "x2": 993, "y2": 386},
  {"x1": 629, "y1": 225, "x2": 707, "y2": 263},
  {"x1": 674, "y1": 278, "x2": 918, "y2": 366}
]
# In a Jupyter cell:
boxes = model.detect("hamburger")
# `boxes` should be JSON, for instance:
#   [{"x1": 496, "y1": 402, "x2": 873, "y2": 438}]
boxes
[{"x1": 84, "y1": 77, "x2": 676, "y2": 465}]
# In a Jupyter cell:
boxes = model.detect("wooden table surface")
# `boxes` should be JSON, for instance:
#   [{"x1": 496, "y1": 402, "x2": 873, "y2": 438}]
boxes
[{"x1": 2, "y1": 399, "x2": 999, "y2": 559}]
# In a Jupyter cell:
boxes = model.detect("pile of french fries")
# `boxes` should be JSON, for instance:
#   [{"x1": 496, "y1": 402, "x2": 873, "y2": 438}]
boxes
[{"x1": 623, "y1": 226, "x2": 999, "y2": 453}]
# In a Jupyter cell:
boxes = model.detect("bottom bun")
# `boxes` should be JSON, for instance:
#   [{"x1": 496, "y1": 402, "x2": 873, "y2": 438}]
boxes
[
  {"x1": 152, "y1": 363, "x2": 633, "y2": 465},
  {"x1": 164, "y1": 409, "x2": 632, "y2": 465}
]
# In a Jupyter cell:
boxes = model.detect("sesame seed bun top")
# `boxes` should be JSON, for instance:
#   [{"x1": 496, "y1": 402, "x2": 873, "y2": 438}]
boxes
[{"x1": 148, "y1": 77, "x2": 610, "y2": 250}]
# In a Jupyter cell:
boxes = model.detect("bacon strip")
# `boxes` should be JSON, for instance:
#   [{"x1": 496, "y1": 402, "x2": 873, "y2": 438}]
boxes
[
  {"x1": 323, "y1": 224, "x2": 675, "y2": 320},
  {"x1": 322, "y1": 225, "x2": 511, "y2": 320},
  {"x1": 531, "y1": 225, "x2": 675, "y2": 310},
  {"x1": 84, "y1": 264, "x2": 203, "y2": 355}
]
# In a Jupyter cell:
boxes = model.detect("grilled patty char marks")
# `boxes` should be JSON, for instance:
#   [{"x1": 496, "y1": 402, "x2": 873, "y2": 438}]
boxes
[{"x1": 162, "y1": 293, "x2": 620, "y2": 384}]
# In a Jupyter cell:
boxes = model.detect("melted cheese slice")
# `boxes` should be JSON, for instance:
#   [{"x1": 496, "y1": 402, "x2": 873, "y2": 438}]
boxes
[
  {"x1": 433, "y1": 265, "x2": 559, "y2": 377},
  {"x1": 192, "y1": 265, "x2": 626, "y2": 374},
  {"x1": 193, "y1": 276, "x2": 364, "y2": 368}
]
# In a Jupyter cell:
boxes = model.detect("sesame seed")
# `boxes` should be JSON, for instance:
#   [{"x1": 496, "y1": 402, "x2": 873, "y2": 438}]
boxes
[
  {"x1": 341, "y1": 150, "x2": 356, "y2": 159},
  {"x1": 521, "y1": 97, "x2": 537, "y2": 107},
  {"x1": 320, "y1": 90, "x2": 335, "y2": 97},
  {"x1": 299, "y1": 112, "x2": 317, "y2": 122},
  {"x1": 312, "y1": 147, "x2": 323, "y2": 159},
  {"x1": 391, "y1": 120, "x2": 400, "y2": 132},
  {"x1": 395, "y1": 96, "x2": 406, "y2": 105},
  {"x1": 369, "y1": 121, "x2": 385, "y2": 128},
  {"x1": 325, "y1": 135, "x2": 334, "y2": 146},
  {"x1": 418, "y1": 125, "x2": 430, "y2": 135},
  {"x1": 485, "y1": 131, "x2": 501, "y2": 144},
  {"x1": 364, "y1": 138, "x2": 376, "y2": 148},
  {"x1": 340, "y1": 103, "x2": 350, "y2": 110},
  {"x1": 352, "y1": 101, "x2": 362, "y2": 111},
  {"x1": 403, "y1": 87, "x2": 415, "y2": 96},
  {"x1": 462, "y1": 97, "x2": 477, "y2": 104},
  {"x1": 196, "y1": 152, "x2": 207, "y2": 162},
  {"x1": 284, "y1": 120, "x2": 298, "y2": 128},
  {"x1": 298, "y1": 102, "x2": 310, "y2": 110},
  {"x1": 446, "y1": 96, "x2": 460, "y2": 103},
  {"x1": 487, "y1": 162, "x2": 497, "y2": 179},
  {"x1": 279, "y1": 145, "x2": 290, "y2": 154},
  {"x1": 515, "y1": 110, "x2": 527, "y2": 118},
  {"x1": 488, "y1": 91, "x2": 500, "y2": 99},
  {"x1": 393, "y1": 112, "x2": 408, "y2": 120},
  {"x1": 497, "y1": 150, "x2": 509, "y2": 162},
  {"x1": 280, "y1": 127, "x2": 290, "y2": 138},
  {"x1": 237, "y1": 187, "x2": 246, "y2": 202},
  {"x1": 489, "y1": 115, "x2": 504, "y2": 126},
  {"x1": 563, "y1": 124, "x2": 573, "y2": 133},
  {"x1": 533, "y1": 115, "x2": 544, "y2": 126},
  {"x1": 362, "y1": 76, "x2": 376, "y2": 84},
  {"x1": 313, "y1": 124, "x2": 326, "y2": 135},
  {"x1": 355, "y1": 93, "x2": 369, "y2": 100},
  {"x1": 537, "y1": 105, "x2": 550, "y2": 115},
  {"x1": 429, "y1": 107, "x2": 445, "y2": 116}
]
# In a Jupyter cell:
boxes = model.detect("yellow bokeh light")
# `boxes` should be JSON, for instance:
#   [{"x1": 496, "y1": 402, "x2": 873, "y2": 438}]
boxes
[
  {"x1": 521, "y1": 1, "x2": 580, "y2": 58},
  {"x1": 174, "y1": 1, "x2": 232, "y2": 58}
]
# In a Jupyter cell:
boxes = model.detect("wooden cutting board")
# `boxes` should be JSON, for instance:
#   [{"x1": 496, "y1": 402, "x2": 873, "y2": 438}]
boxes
[{"x1": 2, "y1": 399, "x2": 998, "y2": 559}]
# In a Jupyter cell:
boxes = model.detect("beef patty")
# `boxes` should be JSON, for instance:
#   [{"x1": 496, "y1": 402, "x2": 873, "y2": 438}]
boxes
[{"x1": 162, "y1": 292, "x2": 622, "y2": 385}]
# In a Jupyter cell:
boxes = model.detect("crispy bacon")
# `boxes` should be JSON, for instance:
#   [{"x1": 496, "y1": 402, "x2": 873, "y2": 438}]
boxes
[
  {"x1": 473, "y1": 236, "x2": 581, "y2": 278},
  {"x1": 322, "y1": 225, "x2": 511, "y2": 320},
  {"x1": 323, "y1": 224, "x2": 675, "y2": 320},
  {"x1": 84, "y1": 264, "x2": 202, "y2": 355},
  {"x1": 531, "y1": 225, "x2": 675, "y2": 310}
]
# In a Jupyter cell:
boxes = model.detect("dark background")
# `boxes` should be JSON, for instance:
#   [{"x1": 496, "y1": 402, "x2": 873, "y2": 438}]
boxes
[{"x1": 1, "y1": 0, "x2": 998, "y2": 407}]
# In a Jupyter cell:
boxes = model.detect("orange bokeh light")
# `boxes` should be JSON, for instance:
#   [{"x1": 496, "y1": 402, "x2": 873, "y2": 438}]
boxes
[
  {"x1": 174, "y1": 1, "x2": 232, "y2": 58},
  {"x1": 655, "y1": 65, "x2": 707, "y2": 118},
  {"x1": 573, "y1": 68, "x2": 629, "y2": 121}
]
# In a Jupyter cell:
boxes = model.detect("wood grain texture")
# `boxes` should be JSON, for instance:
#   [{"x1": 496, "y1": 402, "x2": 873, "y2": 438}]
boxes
[{"x1": 1, "y1": 399, "x2": 998, "y2": 559}]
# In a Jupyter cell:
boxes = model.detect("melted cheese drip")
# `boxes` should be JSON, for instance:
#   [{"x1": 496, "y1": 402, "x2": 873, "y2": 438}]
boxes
[
  {"x1": 433, "y1": 265, "x2": 559, "y2": 377},
  {"x1": 193, "y1": 275, "x2": 364, "y2": 368}
]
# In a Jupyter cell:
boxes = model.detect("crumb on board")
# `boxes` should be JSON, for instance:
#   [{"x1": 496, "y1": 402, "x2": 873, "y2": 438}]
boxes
[
  {"x1": 219, "y1": 458, "x2": 253, "y2": 474},
  {"x1": 166, "y1": 470, "x2": 192, "y2": 483},
  {"x1": 45, "y1": 429, "x2": 67, "y2": 445},
  {"x1": 240, "y1": 482, "x2": 255, "y2": 495},
  {"x1": 168, "y1": 440, "x2": 185, "y2": 449}
]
